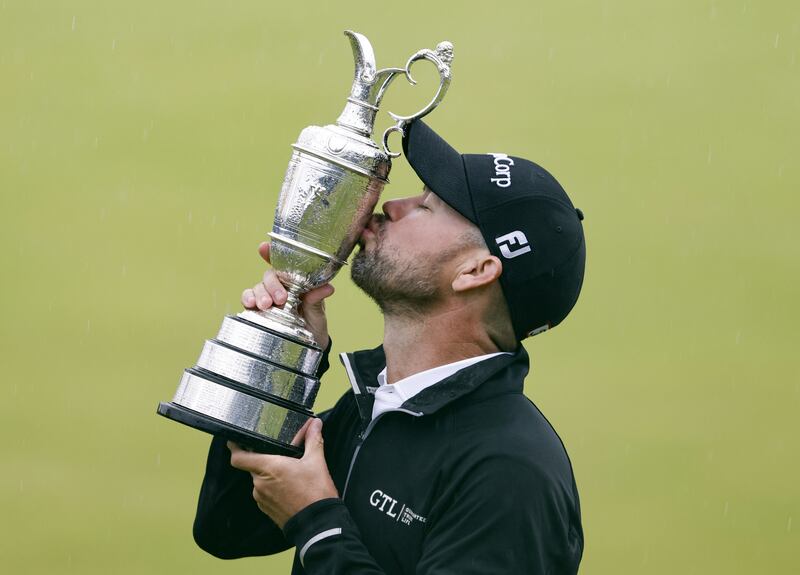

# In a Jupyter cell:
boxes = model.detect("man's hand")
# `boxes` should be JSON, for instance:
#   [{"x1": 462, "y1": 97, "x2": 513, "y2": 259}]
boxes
[
  {"x1": 241, "y1": 241, "x2": 334, "y2": 349},
  {"x1": 227, "y1": 418, "x2": 339, "y2": 529}
]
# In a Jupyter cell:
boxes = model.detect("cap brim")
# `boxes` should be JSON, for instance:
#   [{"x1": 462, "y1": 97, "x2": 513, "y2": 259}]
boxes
[{"x1": 402, "y1": 120, "x2": 477, "y2": 222}]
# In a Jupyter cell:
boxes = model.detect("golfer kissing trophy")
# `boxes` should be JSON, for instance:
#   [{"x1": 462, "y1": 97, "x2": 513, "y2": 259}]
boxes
[{"x1": 157, "y1": 31, "x2": 454, "y2": 455}]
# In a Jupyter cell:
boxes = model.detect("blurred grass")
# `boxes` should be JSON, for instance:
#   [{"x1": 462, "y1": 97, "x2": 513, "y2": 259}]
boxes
[{"x1": 1, "y1": 0, "x2": 798, "y2": 573}]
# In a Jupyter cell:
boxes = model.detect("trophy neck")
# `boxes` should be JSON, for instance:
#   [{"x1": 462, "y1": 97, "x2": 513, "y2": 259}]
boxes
[{"x1": 336, "y1": 99, "x2": 378, "y2": 138}]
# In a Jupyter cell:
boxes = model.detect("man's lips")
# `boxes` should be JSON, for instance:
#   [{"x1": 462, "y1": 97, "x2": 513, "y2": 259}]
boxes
[
  {"x1": 360, "y1": 215, "x2": 384, "y2": 242},
  {"x1": 357, "y1": 220, "x2": 376, "y2": 248}
]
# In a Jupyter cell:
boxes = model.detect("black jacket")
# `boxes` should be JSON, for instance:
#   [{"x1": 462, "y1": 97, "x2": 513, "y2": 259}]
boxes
[{"x1": 193, "y1": 344, "x2": 583, "y2": 574}]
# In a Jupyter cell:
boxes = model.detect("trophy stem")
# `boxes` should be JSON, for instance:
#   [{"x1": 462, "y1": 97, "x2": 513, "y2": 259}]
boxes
[
  {"x1": 282, "y1": 287, "x2": 302, "y2": 317},
  {"x1": 237, "y1": 284, "x2": 317, "y2": 348}
]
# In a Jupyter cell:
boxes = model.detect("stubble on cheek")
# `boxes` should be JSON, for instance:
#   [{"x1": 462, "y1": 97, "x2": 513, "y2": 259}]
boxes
[{"x1": 350, "y1": 235, "x2": 443, "y2": 315}]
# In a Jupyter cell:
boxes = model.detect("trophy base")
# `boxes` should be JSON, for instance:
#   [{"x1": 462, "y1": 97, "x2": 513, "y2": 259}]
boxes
[
  {"x1": 159, "y1": 308, "x2": 323, "y2": 458},
  {"x1": 157, "y1": 402, "x2": 303, "y2": 457}
]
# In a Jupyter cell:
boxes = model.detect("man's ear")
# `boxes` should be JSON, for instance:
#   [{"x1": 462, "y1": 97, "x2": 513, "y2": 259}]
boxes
[{"x1": 452, "y1": 254, "x2": 503, "y2": 293}]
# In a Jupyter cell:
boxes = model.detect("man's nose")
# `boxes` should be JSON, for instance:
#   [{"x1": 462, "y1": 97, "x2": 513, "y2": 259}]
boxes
[{"x1": 381, "y1": 197, "x2": 414, "y2": 221}]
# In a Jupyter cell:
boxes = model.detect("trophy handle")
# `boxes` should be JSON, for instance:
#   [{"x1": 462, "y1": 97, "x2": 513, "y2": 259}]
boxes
[{"x1": 381, "y1": 41, "x2": 455, "y2": 158}]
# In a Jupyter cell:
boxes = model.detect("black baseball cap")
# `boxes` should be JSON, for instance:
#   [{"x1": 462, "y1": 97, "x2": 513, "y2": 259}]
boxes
[{"x1": 402, "y1": 120, "x2": 586, "y2": 340}]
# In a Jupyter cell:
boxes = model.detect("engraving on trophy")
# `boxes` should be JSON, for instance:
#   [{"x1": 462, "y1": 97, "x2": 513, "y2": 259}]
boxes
[
  {"x1": 307, "y1": 184, "x2": 331, "y2": 207},
  {"x1": 158, "y1": 30, "x2": 454, "y2": 455}
]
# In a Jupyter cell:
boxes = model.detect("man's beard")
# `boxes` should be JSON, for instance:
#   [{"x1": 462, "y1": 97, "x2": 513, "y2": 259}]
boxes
[{"x1": 351, "y1": 225, "x2": 441, "y2": 317}]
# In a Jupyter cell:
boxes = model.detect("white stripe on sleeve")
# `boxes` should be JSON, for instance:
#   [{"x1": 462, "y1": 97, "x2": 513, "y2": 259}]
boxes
[{"x1": 299, "y1": 527, "x2": 342, "y2": 567}]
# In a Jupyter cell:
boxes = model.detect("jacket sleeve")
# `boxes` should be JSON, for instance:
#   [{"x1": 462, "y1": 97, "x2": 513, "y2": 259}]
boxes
[
  {"x1": 281, "y1": 456, "x2": 581, "y2": 574},
  {"x1": 192, "y1": 434, "x2": 290, "y2": 558},
  {"x1": 283, "y1": 499, "x2": 386, "y2": 574},
  {"x1": 192, "y1": 339, "x2": 334, "y2": 559}
]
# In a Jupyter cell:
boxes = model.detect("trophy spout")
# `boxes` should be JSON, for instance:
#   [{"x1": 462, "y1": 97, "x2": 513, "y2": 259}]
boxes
[{"x1": 336, "y1": 31, "x2": 404, "y2": 137}]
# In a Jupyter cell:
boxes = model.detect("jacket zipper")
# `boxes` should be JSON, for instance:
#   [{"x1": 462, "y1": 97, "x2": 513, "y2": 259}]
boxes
[
  {"x1": 339, "y1": 351, "x2": 423, "y2": 498},
  {"x1": 341, "y1": 408, "x2": 423, "y2": 499}
]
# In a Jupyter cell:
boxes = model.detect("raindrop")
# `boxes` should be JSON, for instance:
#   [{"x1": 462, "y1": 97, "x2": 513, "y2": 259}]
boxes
[
  {"x1": 723, "y1": 501, "x2": 729, "y2": 517},
  {"x1": 112, "y1": 39, "x2": 117, "y2": 50},
  {"x1": 774, "y1": 33, "x2": 780, "y2": 49},
  {"x1": 788, "y1": 516, "x2": 793, "y2": 532},
  {"x1": 71, "y1": 15, "x2": 76, "y2": 31}
]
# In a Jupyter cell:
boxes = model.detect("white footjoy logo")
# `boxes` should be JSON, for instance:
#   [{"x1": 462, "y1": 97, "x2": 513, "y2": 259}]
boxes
[
  {"x1": 489, "y1": 153, "x2": 514, "y2": 188},
  {"x1": 496, "y1": 230, "x2": 532, "y2": 259}
]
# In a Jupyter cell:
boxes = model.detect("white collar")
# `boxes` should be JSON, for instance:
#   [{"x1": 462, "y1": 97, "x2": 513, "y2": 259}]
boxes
[{"x1": 371, "y1": 352, "x2": 510, "y2": 421}]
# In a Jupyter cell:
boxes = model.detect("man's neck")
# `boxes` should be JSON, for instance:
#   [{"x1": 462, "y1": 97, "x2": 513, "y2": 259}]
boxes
[{"x1": 381, "y1": 305, "x2": 501, "y2": 385}]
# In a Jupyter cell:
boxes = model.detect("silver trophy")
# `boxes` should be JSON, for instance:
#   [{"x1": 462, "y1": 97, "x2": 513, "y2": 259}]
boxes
[{"x1": 158, "y1": 31, "x2": 454, "y2": 455}]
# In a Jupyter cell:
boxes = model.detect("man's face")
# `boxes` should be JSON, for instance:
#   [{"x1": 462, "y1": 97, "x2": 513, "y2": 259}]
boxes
[{"x1": 351, "y1": 187, "x2": 480, "y2": 314}]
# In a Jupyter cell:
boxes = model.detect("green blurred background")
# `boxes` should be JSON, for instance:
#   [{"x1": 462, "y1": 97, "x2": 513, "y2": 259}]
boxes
[{"x1": 2, "y1": 0, "x2": 798, "y2": 573}]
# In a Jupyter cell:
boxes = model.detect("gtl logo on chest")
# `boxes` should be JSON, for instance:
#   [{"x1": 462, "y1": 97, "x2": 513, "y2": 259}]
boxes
[
  {"x1": 370, "y1": 489, "x2": 400, "y2": 518},
  {"x1": 369, "y1": 489, "x2": 428, "y2": 526}
]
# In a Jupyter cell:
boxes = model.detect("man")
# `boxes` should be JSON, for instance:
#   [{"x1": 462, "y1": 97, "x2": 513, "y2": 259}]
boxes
[{"x1": 192, "y1": 120, "x2": 586, "y2": 574}]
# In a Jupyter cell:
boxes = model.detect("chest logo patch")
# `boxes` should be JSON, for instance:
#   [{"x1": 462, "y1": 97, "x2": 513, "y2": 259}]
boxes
[{"x1": 369, "y1": 489, "x2": 427, "y2": 527}]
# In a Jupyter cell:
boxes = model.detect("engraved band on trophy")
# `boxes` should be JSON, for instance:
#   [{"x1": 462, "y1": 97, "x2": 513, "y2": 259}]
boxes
[{"x1": 157, "y1": 31, "x2": 454, "y2": 455}]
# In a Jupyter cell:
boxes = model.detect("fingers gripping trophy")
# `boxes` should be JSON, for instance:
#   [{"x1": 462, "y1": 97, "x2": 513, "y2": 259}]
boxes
[{"x1": 157, "y1": 31, "x2": 454, "y2": 456}]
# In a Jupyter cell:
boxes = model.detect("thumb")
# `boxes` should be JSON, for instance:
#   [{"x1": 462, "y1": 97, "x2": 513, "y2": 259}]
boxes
[
  {"x1": 303, "y1": 283, "x2": 334, "y2": 307},
  {"x1": 299, "y1": 286, "x2": 333, "y2": 350},
  {"x1": 301, "y1": 418, "x2": 325, "y2": 460}
]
